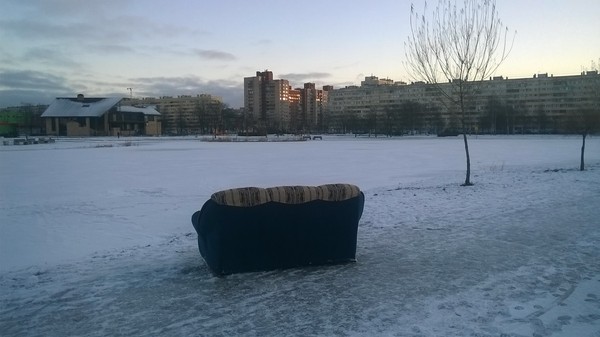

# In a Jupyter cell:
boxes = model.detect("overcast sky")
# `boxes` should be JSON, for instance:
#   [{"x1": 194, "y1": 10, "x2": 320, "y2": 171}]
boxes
[{"x1": 1, "y1": 0, "x2": 599, "y2": 108}]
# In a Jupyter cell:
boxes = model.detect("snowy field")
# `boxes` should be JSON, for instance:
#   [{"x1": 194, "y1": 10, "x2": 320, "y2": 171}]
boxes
[{"x1": 1, "y1": 135, "x2": 599, "y2": 336}]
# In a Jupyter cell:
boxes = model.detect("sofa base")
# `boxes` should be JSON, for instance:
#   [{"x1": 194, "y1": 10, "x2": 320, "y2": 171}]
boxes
[{"x1": 191, "y1": 193, "x2": 364, "y2": 275}]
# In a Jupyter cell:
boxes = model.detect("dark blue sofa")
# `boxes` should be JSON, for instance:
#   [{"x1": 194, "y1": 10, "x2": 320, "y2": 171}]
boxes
[{"x1": 191, "y1": 184, "x2": 365, "y2": 275}]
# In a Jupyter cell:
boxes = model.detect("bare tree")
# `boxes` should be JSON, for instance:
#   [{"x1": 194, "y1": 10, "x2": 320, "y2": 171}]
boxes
[
  {"x1": 575, "y1": 109, "x2": 600, "y2": 171},
  {"x1": 568, "y1": 70, "x2": 600, "y2": 171},
  {"x1": 405, "y1": 0, "x2": 515, "y2": 185}
]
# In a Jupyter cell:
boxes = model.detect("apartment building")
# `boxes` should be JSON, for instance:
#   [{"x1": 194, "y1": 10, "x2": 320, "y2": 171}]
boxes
[
  {"x1": 481, "y1": 72, "x2": 600, "y2": 133},
  {"x1": 125, "y1": 94, "x2": 223, "y2": 135},
  {"x1": 244, "y1": 70, "x2": 291, "y2": 132},
  {"x1": 326, "y1": 71, "x2": 600, "y2": 134},
  {"x1": 288, "y1": 87, "x2": 301, "y2": 131},
  {"x1": 244, "y1": 70, "x2": 331, "y2": 133}
]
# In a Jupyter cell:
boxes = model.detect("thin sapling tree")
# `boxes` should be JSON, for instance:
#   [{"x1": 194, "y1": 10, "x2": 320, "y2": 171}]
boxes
[{"x1": 405, "y1": 0, "x2": 515, "y2": 185}]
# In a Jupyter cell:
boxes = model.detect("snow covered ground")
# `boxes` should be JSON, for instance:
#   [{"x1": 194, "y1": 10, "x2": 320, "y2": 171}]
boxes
[{"x1": 1, "y1": 135, "x2": 599, "y2": 336}]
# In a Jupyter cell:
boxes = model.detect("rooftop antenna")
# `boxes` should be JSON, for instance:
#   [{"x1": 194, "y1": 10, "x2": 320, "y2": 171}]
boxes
[{"x1": 127, "y1": 87, "x2": 133, "y2": 99}]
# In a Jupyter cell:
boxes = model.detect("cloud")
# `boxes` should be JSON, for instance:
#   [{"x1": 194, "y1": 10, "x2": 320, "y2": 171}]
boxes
[
  {"x1": 0, "y1": 19, "x2": 98, "y2": 41},
  {"x1": 0, "y1": 69, "x2": 77, "y2": 107},
  {"x1": 206, "y1": 83, "x2": 244, "y2": 108},
  {"x1": 255, "y1": 39, "x2": 272, "y2": 46},
  {"x1": 0, "y1": 90, "x2": 59, "y2": 107},
  {"x1": 331, "y1": 80, "x2": 358, "y2": 89},
  {"x1": 128, "y1": 75, "x2": 243, "y2": 108},
  {"x1": 84, "y1": 44, "x2": 137, "y2": 55},
  {"x1": 21, "y1": 47, "x2": 83, "y2": 69},
  {"x1": 0, "y1": 50, "x2": 19, "y2": 68},
  {"x1": 4, "y1": 0, "x2": 130, "y2": 17},
  {"x1": 0, "y1": 73, "x2": 245, "y2": 108},
  {"x1": 0, "y1": 70, "x2": 75, "y2": 107},
  {"x1": 194, "y1": 49, "x2": 237, "y2": 61},
  {"x1": 0, "y1": 17, "x2": 191, "y2": 45},
  {"x1": 0, "y1": 70, "x2": 71, "y2": 91},
  {"x1": 279, "y1": 72, "x2": 332, "y2": 84},
  {"x1": 0, "y1": 3, "x2": 195, "y2": 50}
]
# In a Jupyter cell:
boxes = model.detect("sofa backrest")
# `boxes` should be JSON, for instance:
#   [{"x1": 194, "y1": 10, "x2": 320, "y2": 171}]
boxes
[
  {"x1": 210, "y1": 184, "x2": 361, "y2": 207},
  {"x1": 210, "y1": 187, "x2": 270, "y2": 207}
]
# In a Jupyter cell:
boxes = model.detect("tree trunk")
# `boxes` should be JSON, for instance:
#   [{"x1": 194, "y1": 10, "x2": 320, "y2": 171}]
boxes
[
  {"x1": 460, "y1": 95, "x2": 473, "y2": 186},
  {"x1": 580, "y1": 133, "x2": 587, "y2": 171},
  {"x1": 462, "y1": 132, "x2": 473, "y2": 186}
]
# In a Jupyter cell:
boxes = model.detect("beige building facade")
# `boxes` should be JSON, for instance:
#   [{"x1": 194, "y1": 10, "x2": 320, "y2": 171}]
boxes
[
  {"x1": 125, "y1": 94, "x2": 223, "y2": 135},
  {"x1": 326, "y1": 71, "x2": 600, "y2": 134}
]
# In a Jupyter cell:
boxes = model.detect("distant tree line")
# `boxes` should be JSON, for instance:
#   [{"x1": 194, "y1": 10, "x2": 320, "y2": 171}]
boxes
[
  {"x1": 322, "y1": 96, "x2": 600, "y2": 137},
  {"x1": 325, "y1": 101, "x2": 443, "y2": 136},
  {"x1": 2, "y1": 99, "x2": 598, "y2": 138},
  {"x1": 478, "y1": 96, "x2": 594, "y2": 135},
  {"x1": 159, "y1": 102, "x2": 243, "y2": 136}
]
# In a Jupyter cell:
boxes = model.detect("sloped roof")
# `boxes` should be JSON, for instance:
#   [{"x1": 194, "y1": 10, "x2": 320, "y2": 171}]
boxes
[
  {"x1": 118, "y1": 105, "x2": 160, "y2": 116},
  {"x1": 42, "y1": 97, "x2": 123, "y2": 118}
]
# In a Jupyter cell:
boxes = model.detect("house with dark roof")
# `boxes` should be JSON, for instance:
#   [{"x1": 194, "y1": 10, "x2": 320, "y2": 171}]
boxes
[{"x1": 42, "y1": 94, "x2": 161, "y2": 137}]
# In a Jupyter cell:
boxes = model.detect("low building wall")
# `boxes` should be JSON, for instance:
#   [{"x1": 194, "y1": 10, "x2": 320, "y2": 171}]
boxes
[{"x1": 66, "y1": 121, "x2": 92, "y2": 137}]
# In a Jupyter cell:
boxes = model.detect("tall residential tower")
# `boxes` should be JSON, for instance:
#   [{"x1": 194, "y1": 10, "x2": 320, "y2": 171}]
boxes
[{"x1": 244, "y1": 70, "x2": 291, "y2": 132}]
